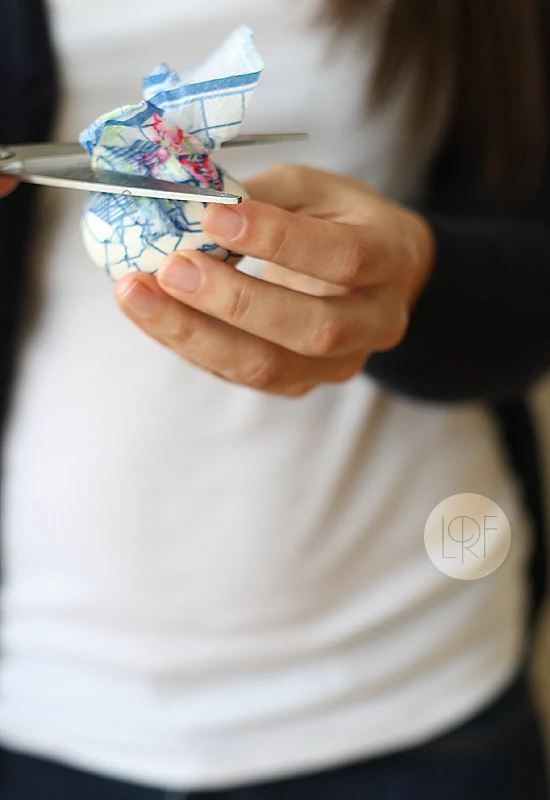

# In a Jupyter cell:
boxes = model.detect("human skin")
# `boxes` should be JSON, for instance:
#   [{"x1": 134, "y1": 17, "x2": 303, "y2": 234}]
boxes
[
  {"x1": 2, "y1": 164, "x2": 435, "y2": 397},
  {"x1": 0, "y1": 176, "x2": 18, "y2": 196},
  {"x1": 115, "y1": 164, "x2": 435, "y2": 397}
]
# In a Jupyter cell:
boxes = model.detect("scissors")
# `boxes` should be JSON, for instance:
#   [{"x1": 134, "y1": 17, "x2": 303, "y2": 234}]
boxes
[{"x1": 0, "y1": 134, "x2": 307, "y2": 205}]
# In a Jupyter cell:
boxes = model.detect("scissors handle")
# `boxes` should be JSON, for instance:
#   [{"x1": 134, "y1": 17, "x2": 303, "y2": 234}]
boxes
[{"x1": 0, "y1": 143, "x2": 87, "y2": 174}]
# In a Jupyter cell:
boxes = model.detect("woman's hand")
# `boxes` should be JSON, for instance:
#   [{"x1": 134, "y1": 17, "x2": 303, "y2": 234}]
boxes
[
  {"x1": 116, "y1": 165, "x2": 435, "y2": 397},
  {"x1": 0, "y1": 176, "x2": 18, "y2": 197}
]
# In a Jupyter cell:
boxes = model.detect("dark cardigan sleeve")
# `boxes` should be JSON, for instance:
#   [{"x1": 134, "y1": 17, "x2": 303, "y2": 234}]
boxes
[
  {"x1": 365, "y1": 53, "x2": 550, "y2": 403},
  {"x1": 0, "y1": 0, "x2": 58, "y2": 431},
  {"x1": 365, "y1": 184, "x2": 550, "y2": 402},
  {"x1": 363, "y1": 97, "x2": 550, "y2": 621}
]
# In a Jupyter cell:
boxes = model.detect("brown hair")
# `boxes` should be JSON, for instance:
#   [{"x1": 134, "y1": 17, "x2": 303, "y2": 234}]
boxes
[{"x1": 323, "y1": 0, "x2": 547, "y2": 194}]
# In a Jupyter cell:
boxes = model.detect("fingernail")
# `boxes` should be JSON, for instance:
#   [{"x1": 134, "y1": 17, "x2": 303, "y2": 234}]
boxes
[
  {"x1": 119, "y1": 281, "x2": 159, "y2": 318},
  {"x1": 159, "y1": 256, "x2": 201, "y2": 292},
  {"x1": 203, "y1": 205, "x2": 245, "y2": 240}
]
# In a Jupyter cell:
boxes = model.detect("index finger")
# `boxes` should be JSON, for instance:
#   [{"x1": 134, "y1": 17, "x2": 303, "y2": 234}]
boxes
[{"x1": 202, "y1": 199, "x2": 387, "y2": 287}]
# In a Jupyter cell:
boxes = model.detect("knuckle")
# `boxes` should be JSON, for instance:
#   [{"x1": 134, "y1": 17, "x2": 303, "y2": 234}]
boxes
[
  {"x1": 273, "y1": 163, "x2": 309, "y2": 191},
  {"x1": 283, "y1": 383, "x2": 315, "y2": 398},
  {"x1": 333, "y1": 236, "x2": 366, "y2": 285},
  {"x1": 305, "y1": 310, "x2": 345, "y2": 357},
  {"x1": 165, "y1": 313, "x2": 197, "y2": 350},
  {"x1": 378, "y1": 306, "x2": 409, "y2": 351},
  {"x1": 223, "y1": 284, "x2": 252, "y2": 325},
  {"x1": 241, "y1": 355, "x2": 282, "y2": 390},
  {"x1": 264, "y1": 222, "x2": 290, "y2": 265},
  {"x1": 332, "y1": 359, "x2": 362, "y2": 384}
]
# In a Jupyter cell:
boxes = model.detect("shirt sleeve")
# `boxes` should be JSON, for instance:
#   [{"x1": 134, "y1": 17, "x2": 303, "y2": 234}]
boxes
[
  {"x1": 364, "y1": 127, "x2": 550, "y2": 403},
  {"x1": 365, "y1": 201, "x2": 550, "y2": 402}
]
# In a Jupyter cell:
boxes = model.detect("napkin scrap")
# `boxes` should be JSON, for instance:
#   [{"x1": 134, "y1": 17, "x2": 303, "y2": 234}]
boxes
[{"x1": 79, "y1": 26, "x2": 263, "y2": 279}]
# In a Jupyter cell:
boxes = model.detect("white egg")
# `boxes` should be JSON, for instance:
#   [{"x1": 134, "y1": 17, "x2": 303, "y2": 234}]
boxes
[{"x1": 81, "y1": 170, "x2": 247, "y2": 281}]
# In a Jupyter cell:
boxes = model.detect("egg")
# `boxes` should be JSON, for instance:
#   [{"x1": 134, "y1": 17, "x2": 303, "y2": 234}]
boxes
[
  {"x1": 78, "y1": 26, "x2": 263, "y2": 280},
  {"x1": 81, "y1": 166, "x2": 246, "y2": 281}
]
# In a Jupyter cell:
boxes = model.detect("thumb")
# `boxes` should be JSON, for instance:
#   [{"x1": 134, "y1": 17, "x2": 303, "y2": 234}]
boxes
[{"x1": 242, "y1": 163, "x2": 351, "y2": 211}]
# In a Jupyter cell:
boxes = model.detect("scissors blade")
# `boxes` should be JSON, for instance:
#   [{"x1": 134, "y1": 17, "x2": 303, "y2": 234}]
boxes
[
  {"x1": 219, "y1": 133, "x2": 308, "y2": 148},
  {"x1": 15, "y1": 165, "x2": 242, "y2": 204},
  {"x1": 0, "y1": 133, "x2": 308, "y2": 202},
  {"x1": 1, "y1": 134, "x2": 308, "y2": 172}
]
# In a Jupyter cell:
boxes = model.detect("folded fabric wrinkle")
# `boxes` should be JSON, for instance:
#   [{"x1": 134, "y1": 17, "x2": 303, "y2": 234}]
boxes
[{"x1": 79, "y1": 26, "x2": 263, "y2": 280}]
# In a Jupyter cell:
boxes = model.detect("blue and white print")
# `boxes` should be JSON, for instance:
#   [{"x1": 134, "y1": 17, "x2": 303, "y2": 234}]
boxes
[{"x1": 79, "y1": 26, "x2": 263, "y2": 280}]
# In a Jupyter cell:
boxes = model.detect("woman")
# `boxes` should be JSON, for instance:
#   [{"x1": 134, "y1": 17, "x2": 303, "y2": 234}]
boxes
[{"x1": 0, "y1": 0, "x2": 549, "y2": 798}]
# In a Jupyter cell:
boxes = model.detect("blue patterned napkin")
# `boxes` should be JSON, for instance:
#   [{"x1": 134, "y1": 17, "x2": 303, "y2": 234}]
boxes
[{"x1": 79, "y1": 26, "x2": 263, "y2": 280}]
